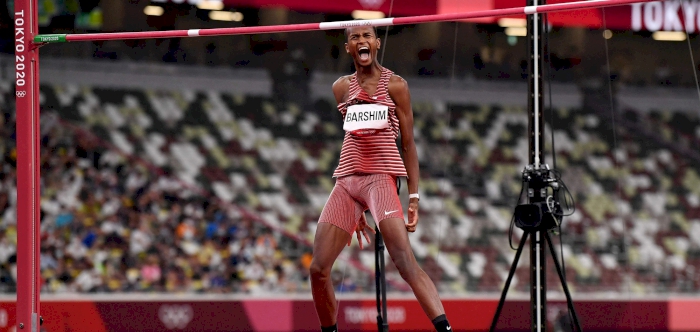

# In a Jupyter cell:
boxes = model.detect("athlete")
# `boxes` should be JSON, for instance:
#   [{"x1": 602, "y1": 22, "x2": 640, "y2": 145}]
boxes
[{"x1": 309, "y1": 25, "x2": 453, "y2": 332}]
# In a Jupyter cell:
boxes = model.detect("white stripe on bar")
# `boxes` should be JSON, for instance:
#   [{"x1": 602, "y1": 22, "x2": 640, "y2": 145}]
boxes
[
  {"x1": 524, "y1": 6, "x2": 537, "y2": 14},
  {"x1": 319, "y1": 18, "x2": 395, "y2": 30},
  {"x1": 187, "y1": 30, "x2": 200, "y2": 37}
]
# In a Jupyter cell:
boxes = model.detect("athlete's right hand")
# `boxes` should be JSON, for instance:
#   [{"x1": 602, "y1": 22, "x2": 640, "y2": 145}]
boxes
[{"x1": 349, "y1": 212, "x2": 375, "y2": 249}]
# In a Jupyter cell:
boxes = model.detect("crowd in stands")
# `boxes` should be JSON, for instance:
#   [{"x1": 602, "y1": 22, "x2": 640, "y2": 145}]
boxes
[
  {"x1": 1, "y1": 64, "x2": 700, "y2": 295},
  {"x1": 0, "y1": 84, "x2": 317, "y2": 294}
]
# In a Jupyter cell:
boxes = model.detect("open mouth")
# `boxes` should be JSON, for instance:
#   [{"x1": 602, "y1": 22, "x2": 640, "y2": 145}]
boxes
[{"x1": 358, "y1": 46, "x2": 370, "y2": 61}]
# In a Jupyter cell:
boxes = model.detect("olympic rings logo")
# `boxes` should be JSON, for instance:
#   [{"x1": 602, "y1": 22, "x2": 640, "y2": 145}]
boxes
[
  {"x1": 158, "y1": 304, "x2": 194, "y2": 330},
  {"x1": 15, "y1": 91, "x2": 26, "y2": 98}
]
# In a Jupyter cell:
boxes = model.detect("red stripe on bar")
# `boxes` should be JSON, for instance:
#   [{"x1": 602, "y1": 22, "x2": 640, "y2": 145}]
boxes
[
  {"x1": 394, "y1": 0, "x2": 657, "y2": 25},
  {"x1": 65, "y1": 23, "x2": 322, "y2": 42}
]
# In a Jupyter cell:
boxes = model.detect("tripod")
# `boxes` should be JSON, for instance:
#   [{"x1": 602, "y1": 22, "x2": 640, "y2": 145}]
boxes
[
  {"x1": 374, "y1": 226, "x2": 389, "y2": 332},
  {"x1": 488, "y1": 163, "x2": 582, "y2": 332},
  {"x1": 489, "y1": 165, "x2": 582, "y2": 332},
  {"x1": 488, "y1": 226, "x2": 583, "y2": 332},
  {"x1": 485, "y1": 0, "x2": 582, "y2": 330}
]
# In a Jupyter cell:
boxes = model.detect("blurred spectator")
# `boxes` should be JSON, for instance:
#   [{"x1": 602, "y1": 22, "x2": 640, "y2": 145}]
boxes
[
  {"x1": 655, "y1": 59, "x2": 676, "y2": 86},
  {"x1": 269, "y1": 46, "x2": 313, "y2": 109},
  {"x1": 0, "y1": 107, "x2": 312, "y2": 294}
]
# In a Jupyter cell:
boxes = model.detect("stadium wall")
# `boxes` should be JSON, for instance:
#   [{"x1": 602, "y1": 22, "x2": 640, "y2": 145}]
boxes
[{"x1": 0, "y1": 295, "x2": 696, "y2": 331}]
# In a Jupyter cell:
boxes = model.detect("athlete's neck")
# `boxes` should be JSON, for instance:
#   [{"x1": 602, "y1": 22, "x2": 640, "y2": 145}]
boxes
[{"x1": 355, "y1": 63, "x2": 382, "y2": 82}]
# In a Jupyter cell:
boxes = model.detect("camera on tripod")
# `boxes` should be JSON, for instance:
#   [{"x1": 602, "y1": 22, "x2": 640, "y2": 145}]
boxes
[{"x1": 513, "y1": 164, "x2": 562, "y2": 231}]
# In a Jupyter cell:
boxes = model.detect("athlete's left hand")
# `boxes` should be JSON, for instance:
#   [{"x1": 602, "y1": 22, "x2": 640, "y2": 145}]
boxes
[
  {"x1": 406, "y1": 199, "x2": 419, "y2": 232},
  {"x1": 349, "y1": 212, "x2": 375, "y2": 249}
]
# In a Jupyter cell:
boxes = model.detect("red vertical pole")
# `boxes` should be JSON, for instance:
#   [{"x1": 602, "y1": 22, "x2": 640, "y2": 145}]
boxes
[
  {"x1": 14, "y1": 0, "x2": 41, "y2": 331},
  {"x1": 32, "y1": 0, "x2": 42, "y2": 325}
]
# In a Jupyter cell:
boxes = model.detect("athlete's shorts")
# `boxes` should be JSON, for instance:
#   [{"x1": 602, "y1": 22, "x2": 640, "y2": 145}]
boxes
[{"x1": 318, "y1": 173, "x2": 404, "y2": 234}]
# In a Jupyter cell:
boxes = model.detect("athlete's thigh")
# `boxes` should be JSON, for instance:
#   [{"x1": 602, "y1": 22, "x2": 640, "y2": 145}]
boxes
[
  {"x1": 375, "y1": 217, "x2": 414, "y2": 259},
  {"x1": 362, "y1": 175, "x2": 413, "y2": 256},
  {"x1": 364, "y1": 174, "x2": 404, "y2": 225},
  {"x1": 318, "y1": 180, "x2": 364, "y2": 234},
  {"x1": 314, "y1": 181, "x2": 361, "y2": 267},
  {"x1": 312, "y1": 222, "x2": 353, "y2": 269}
]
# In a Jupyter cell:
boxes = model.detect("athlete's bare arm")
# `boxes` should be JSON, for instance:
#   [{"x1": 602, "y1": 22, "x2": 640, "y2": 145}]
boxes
[
  {"x1": 332, "y1": 75, "x2": 352, "y2": 104},
  {"x1": 388, "y1": 74, "x2": 420, "y2": 232}
]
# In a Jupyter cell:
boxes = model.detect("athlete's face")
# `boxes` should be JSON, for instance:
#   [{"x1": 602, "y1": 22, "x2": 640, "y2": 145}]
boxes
[{"x1": 345, "y1": 26, "x2": 380, "y2": 67}]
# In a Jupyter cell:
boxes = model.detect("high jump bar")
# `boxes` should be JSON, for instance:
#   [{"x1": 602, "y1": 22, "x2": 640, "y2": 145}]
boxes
[{"x1": 35, "y1": 0, "x2": 659, "y2": 43}]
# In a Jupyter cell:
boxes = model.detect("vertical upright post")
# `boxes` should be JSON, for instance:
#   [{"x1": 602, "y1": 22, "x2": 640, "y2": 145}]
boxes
[
  {"x1": 527, "y1": 0, "x2": 547, "y2": 331},
  {"x1": 374, "y1": 226, "x2": 388, "y2": 332},
  {"x1": 14, "y1": 0, "x2": 41, "y2": 331},
  {"x1": 530, "y1": 230, "x2": 547, "y2": 332}
]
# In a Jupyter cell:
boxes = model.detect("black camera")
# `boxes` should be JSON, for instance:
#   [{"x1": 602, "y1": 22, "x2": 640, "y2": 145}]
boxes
[
  {"x1": 513, "y1": 164, "x2": 563, "y2": 231},
  {"x1": 514, "y1": 202, "x2": 559, "y2": 231}
]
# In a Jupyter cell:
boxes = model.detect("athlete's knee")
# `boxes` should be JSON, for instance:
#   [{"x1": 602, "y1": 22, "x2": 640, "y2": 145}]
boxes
[
  {"x1": 392, "y1": 251, "x2": 420, "y2": 283},
  {"x1": 309, "y1": 258, "x2": 332, "y2": 281}
]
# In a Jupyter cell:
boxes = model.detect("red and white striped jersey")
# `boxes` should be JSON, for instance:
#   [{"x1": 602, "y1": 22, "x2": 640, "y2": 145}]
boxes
[{"x1": 333, "y1": 67, "x2": 407, "y2": 178}]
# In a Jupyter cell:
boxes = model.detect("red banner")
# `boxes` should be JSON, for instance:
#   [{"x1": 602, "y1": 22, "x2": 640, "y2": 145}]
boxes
[
  {"x1": 495, "y1": 0, "x2": 700, "y2": 32},
  {"x1": 0, "y1": 296, "x2": 696, "y2": 331},
  {"x1": 152, "y1": 0, "x2": 440, "y2": 16},
  {"x1": 233, "y1": 0, "x2": 437, "y2": 16}
]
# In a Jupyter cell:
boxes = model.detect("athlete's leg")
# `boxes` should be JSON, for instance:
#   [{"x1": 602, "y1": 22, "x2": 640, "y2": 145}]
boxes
[
  {"x1": 310, "y1": 222, "x2": 352, "y2": 327},
  {"x1": 362, "y1": 174, "x2": 446, "y2": 323},
  {"x1": 311, "y1": 179, "x2": 363, "y2": 329},
  {"x1": 379, "y1": 217, "x2": 446, "y2": 320}
]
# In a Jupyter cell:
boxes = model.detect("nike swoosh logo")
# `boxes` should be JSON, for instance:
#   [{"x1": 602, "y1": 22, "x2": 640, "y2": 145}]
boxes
[
  {"x1": 385, "y1": 210, "x2": 398, "y2": 215},
  {"x1": 447, "y1": 326, "x2": 452, "y2": 330}
]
